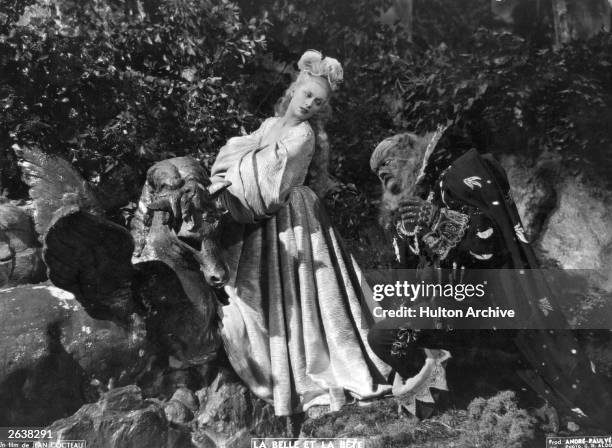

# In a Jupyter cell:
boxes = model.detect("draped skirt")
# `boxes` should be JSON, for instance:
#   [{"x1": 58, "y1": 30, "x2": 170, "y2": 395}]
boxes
[{"x1": 218, "y1": 186, "x2": 391, "y2": 416}]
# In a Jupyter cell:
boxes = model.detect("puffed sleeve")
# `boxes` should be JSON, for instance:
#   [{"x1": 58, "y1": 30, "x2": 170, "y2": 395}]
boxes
[
  {"x1": 216, "y1": 121, "x2": 315, "y2": 223},
  {"x1": 209, "y1": 118, "x2": 272, "y2": 185},
  {"x1": 242, "y1": 123, "x2": 315, "y2": 217},
  {"x1": 265, "y1": 123, "x2": 316, "y2": 205}
]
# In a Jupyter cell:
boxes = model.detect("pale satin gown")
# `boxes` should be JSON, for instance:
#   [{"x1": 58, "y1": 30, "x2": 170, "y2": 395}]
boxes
[{"x1": 210, "y1": 117, "x2": 390, "y2": 416}]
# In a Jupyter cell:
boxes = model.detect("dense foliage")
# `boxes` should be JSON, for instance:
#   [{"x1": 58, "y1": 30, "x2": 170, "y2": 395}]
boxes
[
  {"x1": 1, "y1": 0, "x2": 267, "y2": 194},
  {"x1": 393, "y1": 30, "x2": 612, "y2": 183}
]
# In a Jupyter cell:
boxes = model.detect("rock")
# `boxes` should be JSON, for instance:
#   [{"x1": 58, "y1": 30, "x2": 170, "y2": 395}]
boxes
[
  {"x1": 196, "y1": 368, "x2": 285, "y2": 446},
  {"x1": 502, "y1": 154, "x2": 612, "y2": 292},
  {"x1": 191, "y1": 430, "x2": 217, "y2": 448},
  {"x1": 48, "y1": 385, "x2": 194, "y2": 448},
  {"x1": 142, "y1": 368, "x2": 203, "y2": 401},
  {"x1": 164, "y1": 399, "x2": 194, "y2": 425},
  {"x1": 172, "y1": 387, "x2": 199, "y2": 413},
  {"x1": 101, "y1": 385, "x2": 144, "y2": 412},
  {"x1": 196, "y1": 368, "x2": 256, "y2": 434},
  {"x1": 0, "y1": 283, "x2": 154, "y2": 426},
  {"x1": 538, "y1": 180, "x2": 612, "y2": 285},
  {"x1": 0, "y1": 202, "x2": 46, "y2": 287},
  {"x1": 192, "y1": 428, "x2": 250, "y2": 448},
  {"x1": 500, "y1": 153, "x2": 559, "y2": 241}
]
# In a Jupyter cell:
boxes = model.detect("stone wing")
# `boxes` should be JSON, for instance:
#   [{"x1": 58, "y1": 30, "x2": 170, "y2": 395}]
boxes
[
  {"x1": 44, "y1": 208, "x2": 138, "y2": 324},
  {"x1": 15, "y1": 145, "x2": 103, "y2": 237},
  {"x1": 17, "y1": 146, "x2": 138, "y2": 324}
]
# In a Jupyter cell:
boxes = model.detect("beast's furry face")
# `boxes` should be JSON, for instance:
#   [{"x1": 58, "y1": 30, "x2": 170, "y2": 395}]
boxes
[
  {"x1": 370, "y1": 132, "x2": 431, "y2": 232},
  {"x1": 370, "y1": 132, "x2": 430, "y2": 197},
  {"x1": 370, "y1": 132, "x2": 444, "y2": 234}
]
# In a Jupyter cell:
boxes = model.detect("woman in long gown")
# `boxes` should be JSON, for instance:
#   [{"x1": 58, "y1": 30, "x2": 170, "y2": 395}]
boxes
[{"x1": 209, "y1": 50, "x2": 390, "y2": 416}]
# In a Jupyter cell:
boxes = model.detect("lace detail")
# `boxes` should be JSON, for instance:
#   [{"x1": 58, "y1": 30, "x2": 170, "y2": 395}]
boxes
[
  {"x1": 390, "y1": 327, "x2": 420, "y2": 358},
  {"x1": 422, "y1": 208, "x2": 469, "y2": 260}
]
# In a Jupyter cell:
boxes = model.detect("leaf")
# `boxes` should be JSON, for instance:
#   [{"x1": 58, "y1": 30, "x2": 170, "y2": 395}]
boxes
[{"x1": 181, "y1": 67, "x2": 197, "y2": 82}]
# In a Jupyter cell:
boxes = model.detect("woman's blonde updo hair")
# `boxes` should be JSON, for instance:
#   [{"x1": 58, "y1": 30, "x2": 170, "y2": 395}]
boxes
[
  {"x1": 275, "y1": 50, "x2": 344, "y2": 196},
  {"x1": 295, "y1": 49, "x2": 343, "y2": 92}
]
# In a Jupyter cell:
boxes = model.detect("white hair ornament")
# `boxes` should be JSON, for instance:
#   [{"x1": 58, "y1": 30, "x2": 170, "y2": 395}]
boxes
[{"x1": 297, "y1": 49, "x2": 343, "y2": 91}]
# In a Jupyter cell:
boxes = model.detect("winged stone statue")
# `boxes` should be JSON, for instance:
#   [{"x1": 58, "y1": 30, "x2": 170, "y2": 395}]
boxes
[{"x1": 16, "y1": 146, "x2": 232, "y2": 368}]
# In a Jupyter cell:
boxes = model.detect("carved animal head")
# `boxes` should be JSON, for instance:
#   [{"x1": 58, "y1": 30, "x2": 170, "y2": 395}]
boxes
[{"x1": 137, "y1": 157, "x2": 231, "y2": 288}]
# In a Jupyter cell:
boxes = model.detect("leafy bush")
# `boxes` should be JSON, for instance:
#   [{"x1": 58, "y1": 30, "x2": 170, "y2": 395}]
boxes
[
  {"x1": 393, "y1": 29, "x2": 612, "y2": 185},
  {"x1": 1, "y1": 0, "x2": 268, "y2": 195}
]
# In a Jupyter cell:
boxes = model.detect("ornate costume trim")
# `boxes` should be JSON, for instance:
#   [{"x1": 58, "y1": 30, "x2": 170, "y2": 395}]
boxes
[
  {"x1": 476, "y1": 228, "x2": 493, "y2": 239},
  {"x1": 390, "y1": 327, "x2": 420, "y2": 358},
  {"x1": 514, "y1": 223, "x2": 529, "y2": 243},
  {"x1": 422, "y1": 208, "x2": 469, "y2": 260},
  {"x1": 395, "y1": 221, "x2": 421, "y2": 256},
  {"x1": 539, "y1": 297, "x2": 553, "y2": 316},
  {"x1": 463, "y1": 176, "x2": 483, "y2": 190},
  {"x1": 469, "y1": 251, "x2": 493, "y2": 260},
  {"x1": 392, "y1": 236, "x2": 402, "y2": 262}
]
